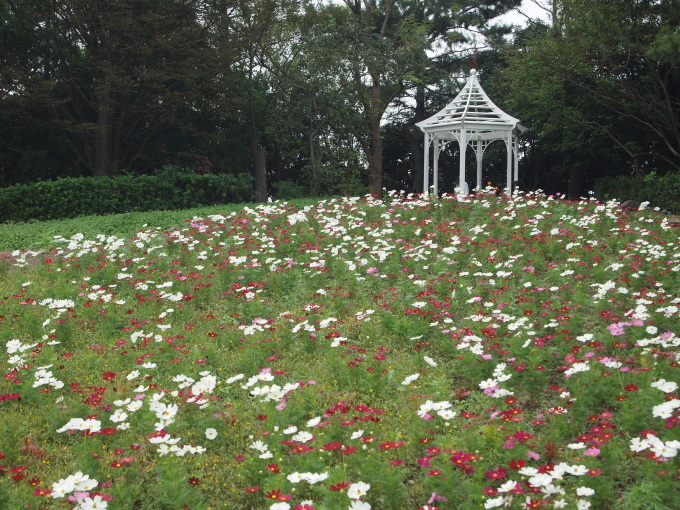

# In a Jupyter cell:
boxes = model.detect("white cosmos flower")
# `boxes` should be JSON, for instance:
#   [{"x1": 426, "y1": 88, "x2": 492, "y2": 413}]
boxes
[
  {"x1": 528, "y1": 473, "x2": 553, "y2": 487},
  {"x1": 351, "y1": 429, "x2": 364, "y2": 440},
  {"x1": 304, "y1": 472, "x2": 329, "y2": 484},
  {"x1": 497, "y1": 480, "x2": 519, "y2": 493},
  {"x1": 630, "y1": 437, "x2": 650, "y2": 452},
  {"x1": 110, "y1": 410, "x2": 128, "y2": 423},
  {"x1": 205, "y1": 428, "x2": 217, "y2": 440},
  {"x1": 567, "y1": 442, "x2": 586, "y2": 449},
  {"x1": 651, "y1": 379, "x2": 678, "y2": 393},
  {"x1": 567, "y1": 465, "x2": 589, "y2": 476},
  {"x1": 401, "y1": 373, "x2": 420, "y2": 385},
  {"x1": 127, "y1": 401, "x2": 143, "y2": 412},
  {"x1": 292, "y1": 431, "x2": 314, "y2": 443},
  {"x1": 348, "y1": 502, "x2": 371, "y2": 510},
  {"x1": 437, "y1": 409, "x2": 457, "y2": 420},
  {"x1": 306, "y1": 416, "x2": 322, "y2": 427},
  {"x1": 287, "y1": 472, "x2": 305, "y2": 483},
  {"x1": 423, "y1": 356, "x2": 437, "y2": 367},
  {"x1": 484, "y1": 496, "x2": 505, "y2": 509},
  {"x1": 249, "y1": 440, "x2": 268, "y2": 452},
  {"x1": 652, "y1": 399, "x2": 680, "y2": 419},
  {"x1": 479, "y1": 378, "x2": 498, "y2": 389},
  {"x1": 347, "y1": 481, "x2": 370, "y2": 499},
  {"x1": 50, "y1": 478, "x2": 76, "y2": 498}
]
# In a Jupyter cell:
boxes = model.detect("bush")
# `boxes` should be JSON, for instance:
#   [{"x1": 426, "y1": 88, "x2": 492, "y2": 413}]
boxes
[
  {"x1": 0, "y1": 168, "x2": 254, "y2": 223},
  {"x1": 594, "y1": 172, "x2": 680, "y2": 214}
]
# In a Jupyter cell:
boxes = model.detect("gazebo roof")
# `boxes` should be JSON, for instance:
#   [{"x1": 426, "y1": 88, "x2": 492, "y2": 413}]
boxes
[{"x1": 416, "y1": 69, "x2": 524, "y2": 134}]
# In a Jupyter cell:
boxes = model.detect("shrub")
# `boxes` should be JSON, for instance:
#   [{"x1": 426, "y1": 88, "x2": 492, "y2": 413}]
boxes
[
  {"x1": 594, "y1": 172, "x2": 680, "y2": 214},
  {"x1": 0, "y1": 168, "x2": 254, "y2": 223}
]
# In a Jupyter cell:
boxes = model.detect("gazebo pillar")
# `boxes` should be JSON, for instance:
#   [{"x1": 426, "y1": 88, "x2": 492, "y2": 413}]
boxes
[
  {"x1": 423, "y1": 133, "x2": 430, "y2": 195},
  {"x1": 506, "y1": 130, "x2": 512, "y2": 193},
  {"x1": 459, "y1": 128, "x2": 467, "y2": 193},
  {"x1": 476, "y1": 138, "x2": 483, "y2": 190},
  {"x1": 514, "y1": 132, "x2": 519, "y2": 190},
  {"x1": 433, "y1": 138, "x2": 440, "y2": 195}
]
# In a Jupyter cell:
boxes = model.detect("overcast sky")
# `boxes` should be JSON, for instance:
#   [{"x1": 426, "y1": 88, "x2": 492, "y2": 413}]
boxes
[{"x1": 495, "y1": 0, "x2": 552, "y2": 26}]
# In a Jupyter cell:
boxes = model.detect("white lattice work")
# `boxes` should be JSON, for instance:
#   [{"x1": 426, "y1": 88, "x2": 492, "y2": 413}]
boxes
[{"x1": 416, "y1": 69, "x2": 526, "y2": 195}]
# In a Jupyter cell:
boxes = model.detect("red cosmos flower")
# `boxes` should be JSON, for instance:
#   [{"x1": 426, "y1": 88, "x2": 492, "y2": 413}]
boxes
[
  {"x1": 379, "y1": 441, "x2": 405, "y2": 450},
  {"x1": 508, "y1": 459, "x2": 526, "y2": 470},
  {"x1": 525, "y1": 499, "x2": 546, "y2": 508},
  {"x1": 390, "y1": 459, "x2": 403, "y2": 466},
  {"x1": 341, "y1": 446, "x2": 357, "y2": 455},
  {"x1": 33, "y1": 488, "x2": 52, "y2": 496},
  {"x1": 244, "y1": 486, "x2": 260, "y2": 493},
  {"x1": 294, "y1": 504, "x2": 315, "y2": 510},
  {"x1": 188, "y1": 477, "x2": 200, "y2": 486},
  {"x1": 289, "y1": 444, "x2": 314, "y2": 454},
  {"x1": 322, "y1": 442, "x2": 342, "y2": 451},
  {"x1": 267, "y1": 464, "x2": 280, "y2": 474},
  {"x1": 264, "y1": 489, "x2": 292, "y2": 501},
  {"x1": 428, "y1": 469, "x2": 442, "y2": 476},
  {"x1": 27, "y1": 478, "x2": 41, "y2": 486},
  {"x1": 483, "y1": 486, "x2": 499, "y2": 496},
  {"x1": 329, "y1": 481, "x2": 352, "y2": 491},
  {"x1": 102, "y1": 371, "x2": 118, "y2": 381},
  {"x1": 484, "y1": 468, "x2": 507, "y2": 480},
  {"x1": 625, "y1": 384, "x2": 639, "y2": 391}
]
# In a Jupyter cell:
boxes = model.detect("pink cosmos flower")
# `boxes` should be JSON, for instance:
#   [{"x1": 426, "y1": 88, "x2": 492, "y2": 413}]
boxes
[{"x1": 607, "y1": 323, "x2": 625, "y2": 336}]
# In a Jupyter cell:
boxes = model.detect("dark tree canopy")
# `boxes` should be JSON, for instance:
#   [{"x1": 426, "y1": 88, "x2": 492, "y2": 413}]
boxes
[{"x1": 1, "y1": 0, "x2": 676, "y2": 199}]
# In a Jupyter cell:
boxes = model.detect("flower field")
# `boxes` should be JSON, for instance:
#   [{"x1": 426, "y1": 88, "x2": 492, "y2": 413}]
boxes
[{"x1": 0, "y1": 190, "x2": 678, "y2": 510}]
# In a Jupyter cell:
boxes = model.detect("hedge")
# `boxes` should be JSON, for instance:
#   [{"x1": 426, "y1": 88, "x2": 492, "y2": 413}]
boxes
[
  {"x1": 594, "y1": 172, "x2": 680, "y2": 215},
  {"x1": 0, "y1": 168, "x2": 254, "y2": 223}
]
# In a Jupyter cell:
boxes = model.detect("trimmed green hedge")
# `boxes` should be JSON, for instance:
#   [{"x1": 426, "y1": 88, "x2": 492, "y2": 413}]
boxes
[
  {"x1": 594, "y1": 172, "x2": 680, "y2": 214},
  {"x1": 0, "y1": 168, "x2": 254, "y2": 223}
]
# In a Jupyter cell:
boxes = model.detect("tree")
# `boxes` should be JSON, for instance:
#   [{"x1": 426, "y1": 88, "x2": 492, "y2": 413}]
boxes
[
  {"x1": 504, "y1": 0, "x2": 680, "y2": 196},
  {"x1": 297, "y1": 2, "x2": 429, "y2": 196},
  {"x1": 1, "y1": 0, "x2": 216, "y2": 178}
]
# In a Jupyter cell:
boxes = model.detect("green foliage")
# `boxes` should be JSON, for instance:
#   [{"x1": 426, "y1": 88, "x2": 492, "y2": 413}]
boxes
[
  {"x1": 0, "y1": 168, "x2": 254, "y2": 223},
  {"x1": 594, "y1": 172, "x2": 680, "y2": 214}
]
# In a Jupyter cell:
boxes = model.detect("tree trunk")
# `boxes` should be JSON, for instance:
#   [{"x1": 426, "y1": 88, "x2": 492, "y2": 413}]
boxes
[
  {"x1": 93, "y1": 75, "x2": 116, "y2": 177},
  {"x1": 367, "y1": 113, "x2": 383, "y2": 197},
  {"x1": 367, "y1": 81, "x2": 383, "y2": 197},
  {"x1": 567, "y1": 164, "x2": 583, "y2": 199},
  {"x1": 409, "y1": 84, "x2": 426, "y2": 193},
  {"x1": 246, "y1": 101, "x2": 268, "y2": 203},
  {"x1": 254, "y1": 145, "x2": 268, "y2": 202}
]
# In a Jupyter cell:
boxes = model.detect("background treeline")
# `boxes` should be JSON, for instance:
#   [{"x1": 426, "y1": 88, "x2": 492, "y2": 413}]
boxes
[{"x1": 1, "y1": 0, "x2": 678, "y2": 205}]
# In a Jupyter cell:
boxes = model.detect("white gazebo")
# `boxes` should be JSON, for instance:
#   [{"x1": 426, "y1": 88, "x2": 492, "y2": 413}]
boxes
[{"x1": 416, "y1": 69, "x2": 526, "y2": 195}]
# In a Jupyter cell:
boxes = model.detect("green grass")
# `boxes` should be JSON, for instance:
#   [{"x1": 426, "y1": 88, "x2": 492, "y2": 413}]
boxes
[{"x1": 0, "y1": 190, "x2": 677, "y2": 510}]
